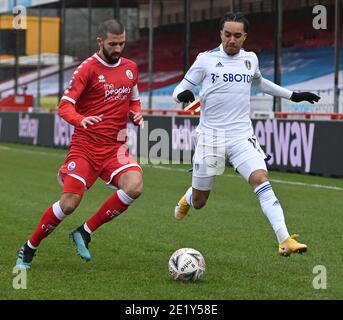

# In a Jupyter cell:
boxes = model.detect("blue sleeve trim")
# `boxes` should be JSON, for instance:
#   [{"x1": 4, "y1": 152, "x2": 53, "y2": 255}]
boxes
[
  {"x1": 207, "y1": 46, "x2": 220, "y2": 53},
  {"x1": 184, "y1": 77, "x2": 197, "y2": 86}
]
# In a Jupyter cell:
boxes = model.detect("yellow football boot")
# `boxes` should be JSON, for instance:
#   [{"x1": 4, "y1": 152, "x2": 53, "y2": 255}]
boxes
[
  {"x1": 174, "y1": 195, "x2": 190, "y2": 220},
  {"x1": 279, "y1": 234, "x2": 307, "y2": 257}
]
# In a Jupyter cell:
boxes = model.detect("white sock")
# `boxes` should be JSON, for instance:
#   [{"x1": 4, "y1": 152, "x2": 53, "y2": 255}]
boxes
[
  {"x1": 185, "y1": 187, "x2": 193, "y2": 207},
  {"x1": 255, "y1": 182, "x2": 290, "y2": 243},
  {"x1": 27, "y1": 240, "x2": 38, "y2": 250},
  {"x1": 117, "y1": 189, "x2": 135, "y2": 205},
  {"x1": 52, "y1": 201, "x2": 67, "y2": 221},
  {"x1": 83, "y1": 223, "x2": 92, "y2": 234}
]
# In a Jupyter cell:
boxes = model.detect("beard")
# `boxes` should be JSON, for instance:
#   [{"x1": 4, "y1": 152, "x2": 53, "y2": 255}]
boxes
[{"x1": 103, "y1": 47, "x2": 120, "y2": 64}]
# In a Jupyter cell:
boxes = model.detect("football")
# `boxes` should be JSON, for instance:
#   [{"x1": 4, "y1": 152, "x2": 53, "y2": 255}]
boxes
[{"x1": 168, "y1": 248, "x2": 206, "y2": 281}]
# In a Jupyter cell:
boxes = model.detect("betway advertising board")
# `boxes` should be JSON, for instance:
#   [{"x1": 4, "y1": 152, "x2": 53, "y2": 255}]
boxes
[{"x1": 0, "y1": 111, "x2": 342, "y2": 177}]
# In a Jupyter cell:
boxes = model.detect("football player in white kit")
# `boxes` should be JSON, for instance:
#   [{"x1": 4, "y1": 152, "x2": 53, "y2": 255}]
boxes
[{"x1": 173, "y1": 13, "x2": 320, "y2": 256}]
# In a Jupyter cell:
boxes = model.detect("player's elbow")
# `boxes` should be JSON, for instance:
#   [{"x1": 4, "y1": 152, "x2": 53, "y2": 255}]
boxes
[
  {"x1": 251, "y1": 78, "x2": 262, "y2": 91},
  {"x1": 129, "y1": 99, "x2": 141, "y2": 113},
  {"x1": 57, "y1": 99, "x2": 69, "y2": 117}
]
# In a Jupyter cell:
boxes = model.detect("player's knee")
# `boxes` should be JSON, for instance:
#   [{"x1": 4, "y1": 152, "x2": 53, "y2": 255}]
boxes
[
  {"x1": 60, "y1": 194, "x2": 82, "y2": 215},
  {"x1": 122, "y1": 179, "x2": 143, "y2": 199},
  {"x1": 60, "y1": 201, "x2": 79, "y2": 215},
  {"x1": 249, "y1": 170, "x2": 269, "y2": 188}
]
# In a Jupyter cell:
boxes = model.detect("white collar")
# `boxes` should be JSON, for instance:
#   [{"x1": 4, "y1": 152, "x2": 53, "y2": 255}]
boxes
[{"x1": 94, "y1": 53, "x2": 121, "y2": 67}]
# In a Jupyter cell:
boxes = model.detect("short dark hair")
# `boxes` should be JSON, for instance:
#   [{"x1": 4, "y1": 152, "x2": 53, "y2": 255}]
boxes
[
  {"x1": 219, "y1": 12, "x2": 249, "y2": 33},
  {"x1": 97, "y1": 19, "x2": 125, "y2": 38}
]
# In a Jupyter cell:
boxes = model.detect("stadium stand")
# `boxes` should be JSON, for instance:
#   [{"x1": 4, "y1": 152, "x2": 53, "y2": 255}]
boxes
[
  {"x1": 0, "y1": 94, "x2": 33, "y2": 112},
  {"x1": 0, "y1": 5, "x2": 341, "y2": 101}
]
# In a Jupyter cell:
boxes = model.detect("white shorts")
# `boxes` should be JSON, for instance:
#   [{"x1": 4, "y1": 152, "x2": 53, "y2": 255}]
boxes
[
  {"x1": 191, "y1": 133, "x2": 268, "y2": 190},
  {"x1": 236, "y1": 156, "x2": 267, "y2": 182},
  {"x1": 192, "y1": 175, "x2": 216, "y2": 191}
]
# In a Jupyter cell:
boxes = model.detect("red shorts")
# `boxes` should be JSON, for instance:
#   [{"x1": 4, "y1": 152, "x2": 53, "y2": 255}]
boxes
[{"x1": 58, "y1": 142, "x2": 142, "y2": 189}]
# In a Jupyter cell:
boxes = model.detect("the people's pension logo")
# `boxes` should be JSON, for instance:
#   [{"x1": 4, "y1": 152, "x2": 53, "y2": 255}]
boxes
[{"x1": 104, "y1": 84, "x2": 131, "y2": 101}]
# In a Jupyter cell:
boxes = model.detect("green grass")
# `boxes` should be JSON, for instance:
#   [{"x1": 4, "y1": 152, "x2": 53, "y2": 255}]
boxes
[{"x1": 0, "y1": 142, "x2": 343, "y2": 299}]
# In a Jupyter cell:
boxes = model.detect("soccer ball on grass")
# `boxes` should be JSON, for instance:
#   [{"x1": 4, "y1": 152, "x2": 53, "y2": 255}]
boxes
[{"x1": 168, "y1": 248, "x2": 206, "y2": 281}]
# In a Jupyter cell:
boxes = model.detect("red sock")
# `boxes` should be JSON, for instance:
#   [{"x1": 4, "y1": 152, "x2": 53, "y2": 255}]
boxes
[
  {"x1": 86, "y1": 192, "x2": 129, "y2": 232},
  {"x1": 29, "y1": 206, "x2": 62, "y2": 248}
]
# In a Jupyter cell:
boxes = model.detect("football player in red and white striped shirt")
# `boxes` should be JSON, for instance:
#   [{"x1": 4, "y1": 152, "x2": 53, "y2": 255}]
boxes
[{"x1": 16, "y1": 19, "x2": 144, "y2": 269}]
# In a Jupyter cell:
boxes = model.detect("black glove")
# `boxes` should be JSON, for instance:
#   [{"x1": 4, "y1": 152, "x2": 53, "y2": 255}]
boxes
[
  {"x1": 177, "y1": 90, "x2": 195, "y2": 103},
  {"x1": 290, "y1": 92, "x2": 320, "y2": 104}
]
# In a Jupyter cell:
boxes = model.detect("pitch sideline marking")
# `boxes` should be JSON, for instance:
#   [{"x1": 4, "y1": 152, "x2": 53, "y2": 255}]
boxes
[
  {"x1": 1, "y1": 144, "x2": 342, "y2": 191},
  {"x1": 150, "y1": 165, "x2": 343, "y2": 192},
  {"x1": 0, "y1": 144, "x2": 64, "y2": 157}
]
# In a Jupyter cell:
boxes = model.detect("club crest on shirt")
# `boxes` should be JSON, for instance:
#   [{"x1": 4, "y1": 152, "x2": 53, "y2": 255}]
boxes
[
  {"x1": 244, "y1": 60, "x2": 251, "y2": 70},
  {"x1": 126, "y1": 69, "x2": 133, "y2": 80},
  {"x1": 98, "y1": 75, "x2": 106, "y2": 83},
  {"x1": 67, "y1": 161, "x2": 76, "y2": 171}
]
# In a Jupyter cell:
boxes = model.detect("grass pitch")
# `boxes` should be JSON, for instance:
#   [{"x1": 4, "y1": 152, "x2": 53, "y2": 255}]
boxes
[{"x1": 0, "y1": 142, "x2": 342, "y2": 300}]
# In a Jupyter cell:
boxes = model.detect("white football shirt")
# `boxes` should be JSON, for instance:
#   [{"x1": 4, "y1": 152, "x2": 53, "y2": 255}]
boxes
[{"x1": 184, "y1": 44, "x2": 261, "y2": 138}]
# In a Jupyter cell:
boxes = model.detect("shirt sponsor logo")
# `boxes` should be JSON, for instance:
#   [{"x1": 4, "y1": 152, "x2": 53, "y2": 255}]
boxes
[
  {"x1": 211, "y1": 73, "x2": 253, "y2": 83},
  {"x1": 104, "y1": 84, "x2": 131, "y2": 101}
]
